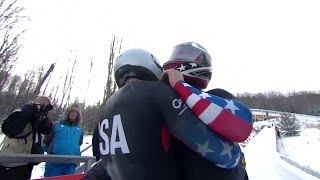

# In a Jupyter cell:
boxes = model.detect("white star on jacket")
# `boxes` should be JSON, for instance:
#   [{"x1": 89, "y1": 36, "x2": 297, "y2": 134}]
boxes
[
  {"x1": 189, "y1": 63, "x2": 197, "y2": 68},
  {"x1": 224, "y1": 99, "x2": 240, "y2": 114},
  {"x1": 196, "y1": 140, "x2": 214, "y2": 156},
  {"x1": 177, "y1": 64, "x2": 186, "y2": 71},
  {"x1": 220, "y1": 140, "x2": 234, "y2": 159},
  {"x1": 216, "y1": 162, "x2": 229, "y2": 168},
  {"x1": 216, "y1": 152, "x2": 241, "y2": 168},
  {"x1": 199, "y1": 92, "x2": 211, "y2": 99},
  {"x1": 234, "y1": 153, "x2": 241, "y2": 166},
  {"x1": 182, "y1": 82, "x2": 191, "y2": 87}
]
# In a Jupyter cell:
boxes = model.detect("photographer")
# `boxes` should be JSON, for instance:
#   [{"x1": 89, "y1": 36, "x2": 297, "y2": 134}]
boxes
[{"x1": 0, "y1": 96, "x2": 53, "y2": 180}]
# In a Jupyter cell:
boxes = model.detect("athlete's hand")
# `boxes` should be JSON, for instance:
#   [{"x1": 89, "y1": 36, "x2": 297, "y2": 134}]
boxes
[{"x1": 160, "y1": 69, "x2": 184, "y2": 88}]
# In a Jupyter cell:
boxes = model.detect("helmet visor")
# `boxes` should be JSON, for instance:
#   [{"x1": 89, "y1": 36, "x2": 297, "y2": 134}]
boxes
[{"x1": 168, "y1": 45, "x2": 211, "y2": 67}]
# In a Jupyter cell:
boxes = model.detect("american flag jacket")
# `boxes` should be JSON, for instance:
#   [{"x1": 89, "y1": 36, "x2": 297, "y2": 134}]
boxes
[{"x1": 173, "y1": 80, "x2": 253, "y2": 142}]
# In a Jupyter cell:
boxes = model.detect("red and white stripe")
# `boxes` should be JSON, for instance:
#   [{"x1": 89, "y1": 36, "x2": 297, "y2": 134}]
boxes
[{"x1": 174, "y1": 81, "x2": 252, "y2": 142}]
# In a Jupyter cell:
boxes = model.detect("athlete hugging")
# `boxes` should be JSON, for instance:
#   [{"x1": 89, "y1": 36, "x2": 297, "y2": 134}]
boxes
[{"x1": 94, "y1": 42, "x2": 252, "y2": 180}]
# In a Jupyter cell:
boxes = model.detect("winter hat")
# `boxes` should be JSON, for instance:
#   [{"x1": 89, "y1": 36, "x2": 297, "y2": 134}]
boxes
[
  {"x1": 65, "y1": 104, "x2": 82, "y2": 123},
  {"x1": 68, "y1": 104, "x2": 81, "y2": 113},
  {"x1": 34, "y1": 96, "x2": 52, "y2": 105}
]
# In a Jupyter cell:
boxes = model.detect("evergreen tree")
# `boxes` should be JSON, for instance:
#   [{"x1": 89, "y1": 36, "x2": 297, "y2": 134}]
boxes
[
  {"x1": 278, "y1": 113, "x2": 301, "y2": 137},
  {"x1": 308, "y1": 105, "x2": 320, "y2": 116}
]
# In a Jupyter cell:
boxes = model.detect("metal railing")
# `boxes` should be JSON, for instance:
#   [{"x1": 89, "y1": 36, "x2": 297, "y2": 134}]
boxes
[
  {"x1": 75, "y1": 144, "x2": 94, "y2": 173},
  {"x1": 81, "y1": 144, "x2": 92, "y2": 154},
  {"x1": 251, "y1": 108, "x2": 320, "y2": 119},
  {"x1": 0, "y1": 153, "x2": 95, "y2": 173}
]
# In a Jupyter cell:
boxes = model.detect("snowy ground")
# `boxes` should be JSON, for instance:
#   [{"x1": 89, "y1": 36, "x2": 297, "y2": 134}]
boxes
[
  {"x1": 252, "y1": 113, "x2": 320, "y2": 178},
  {"x1": 244, "y1": 126, "x2": 319, "y2": 180},
  {"x1": 281, "y1": 128, "x2": 320, "y2": 175}
]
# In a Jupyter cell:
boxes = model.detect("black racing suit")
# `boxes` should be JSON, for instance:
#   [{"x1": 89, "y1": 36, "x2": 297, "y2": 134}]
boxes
[
  {"x1": 82, "y1": 160, "x2": 111, "y2": 180},
  {"x1": 99, "y1": 80, "x2": 183, "y2": 180},
  {"x1": 92, "y1": 124, "x2": 101, "y2": 161}
]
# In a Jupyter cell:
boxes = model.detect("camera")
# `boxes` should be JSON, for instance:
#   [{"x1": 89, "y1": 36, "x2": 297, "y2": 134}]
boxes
[{"x1": 39, "y1": 104, "x2": 53, "y2": 114}]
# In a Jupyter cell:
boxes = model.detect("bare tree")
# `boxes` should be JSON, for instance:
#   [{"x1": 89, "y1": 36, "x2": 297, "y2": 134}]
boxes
[
  {"x1": 0, "y1": 64, "x2": 12, "y2": 91},
  {"x1": 102, "y1": 35, "x2": 122, "y2": 104},
  {"x1": 32, "y1": 63, "x2": 55, "y2": 98},
  {"x1": 83, "y1": 58, "x2": 94, "y2": 105},
  {"x1": 0, "y1": 0, "x2": 27, "y2": 91},
  {"x1": 59, "y1": 56, "x2": 77, "y2": 109},
  {"x1": 10, "y1": 70, "x2": 34, "y2": 109}
]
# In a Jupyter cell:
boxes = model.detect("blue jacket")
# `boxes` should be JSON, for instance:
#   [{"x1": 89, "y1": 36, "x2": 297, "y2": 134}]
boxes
[{"x1": 45, "y1": 120, "x2": 83, "y2": 156}]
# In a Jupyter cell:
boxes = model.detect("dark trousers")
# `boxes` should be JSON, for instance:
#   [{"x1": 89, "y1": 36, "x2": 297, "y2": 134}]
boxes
[{"x1": 0, "y1": 164, "x2": 33, "y2": 180}]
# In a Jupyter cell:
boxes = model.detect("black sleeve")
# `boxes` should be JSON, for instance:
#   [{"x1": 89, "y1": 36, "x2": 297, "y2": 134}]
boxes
[
  {"x1": 153, "y1": 81, "x2": 192, "y2": 126},
  {"x1": 22, "y1": 103, "x2": 52, "y2": 135},
  {"x1": 1, "y1": 105, "x2": 35, "y2": 138},
  {"x1": 206, "y1": 88, "x2": 235, "y2": 99},
  {"x1": 80, "y1": 129, "x2": 84, "y2": 145},
  {"x1": 36, "y1": 116, "x2": 53, "y2": 135},
  {"x1": 1, "y1": 110, "x2": 27, "y2": 137},
  {"x1": 21, "y1": 104, "x2": 38, "y2": 117},
  {"x1": 43, "y1": 124, "x2": 54, "y2": 147},
  {"x1": 92, "y1": 124, "x2": 101, "y2": 161}
]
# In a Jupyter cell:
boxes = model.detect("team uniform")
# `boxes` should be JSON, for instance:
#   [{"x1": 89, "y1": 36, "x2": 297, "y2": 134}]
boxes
[{"x1": 95, "y1": 46, "x2": 252, "y2": 180}]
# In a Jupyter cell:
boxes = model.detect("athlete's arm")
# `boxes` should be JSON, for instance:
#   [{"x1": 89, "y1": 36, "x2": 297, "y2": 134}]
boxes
[
  {"x1": 161, "y1": 69, "x2": 252, "y2": 142},
  {"x1": 174, "y1": 80, "x2": 252, "y2": 142},
  {"x1": 154, "y1": 81, "x2": 242, "y2": 169}
]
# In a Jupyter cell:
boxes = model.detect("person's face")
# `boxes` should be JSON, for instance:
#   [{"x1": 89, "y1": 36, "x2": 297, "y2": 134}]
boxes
[
  {"x1": 68, "y1": 111, "x2": 78, "y2": 121},
  {"x1": 35, "y1": 103, "x2": 41, "y2": 111}
]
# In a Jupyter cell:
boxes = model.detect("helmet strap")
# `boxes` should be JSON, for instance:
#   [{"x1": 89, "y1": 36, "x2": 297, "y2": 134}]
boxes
[{"x1": 118, "y1": 70, "x2": 158, "y2": 87}]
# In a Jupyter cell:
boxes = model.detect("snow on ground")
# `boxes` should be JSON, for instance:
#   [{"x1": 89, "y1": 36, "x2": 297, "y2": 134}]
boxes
[
  {"x1": 281, "y1": 128, "x2": 320, "y2": 175},
  {"x1": 295, "y1": 114, "x2": 320, "y2": 124},
  {"x1": 249, "y1": 114, "x2": 320, "y2": 179},
  {"x1": 243, "y1": 126, "x2": 319, "y2": 180}
]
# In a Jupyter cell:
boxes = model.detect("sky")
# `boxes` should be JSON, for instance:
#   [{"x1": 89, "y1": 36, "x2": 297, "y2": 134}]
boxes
[{"x1": 12, "y1": 0, "x2": 320, "y2": 104}]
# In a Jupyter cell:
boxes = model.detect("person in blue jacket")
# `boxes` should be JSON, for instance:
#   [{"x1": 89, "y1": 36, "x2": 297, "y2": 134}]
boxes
[{"x1": 43, "y1": 104, "x2": 83, "y2": 177}]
